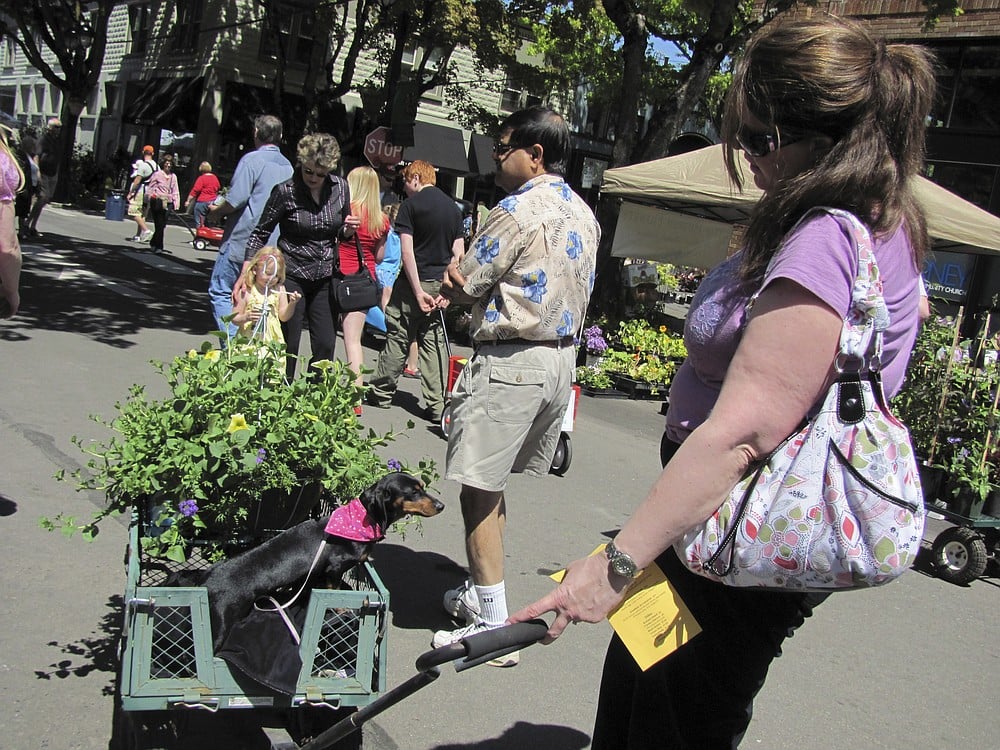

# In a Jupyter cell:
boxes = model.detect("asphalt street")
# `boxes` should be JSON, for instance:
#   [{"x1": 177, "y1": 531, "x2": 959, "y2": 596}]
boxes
[{"x1": 0, "y1": 205, "x2": 997, "y2": 749}]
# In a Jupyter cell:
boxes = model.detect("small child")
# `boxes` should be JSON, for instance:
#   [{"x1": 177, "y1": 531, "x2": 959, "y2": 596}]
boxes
[{"x1": 232, "y1": 246, "x2": 301, "y2": 345}]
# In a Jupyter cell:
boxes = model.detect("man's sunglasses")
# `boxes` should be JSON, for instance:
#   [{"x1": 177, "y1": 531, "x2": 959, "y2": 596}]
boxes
[
  {"x1": 492, "y1": 141, "x2": 521, "y2": 157},
  {"x1": 735, "y1": 129, "x2": 805, "y2": 158}
]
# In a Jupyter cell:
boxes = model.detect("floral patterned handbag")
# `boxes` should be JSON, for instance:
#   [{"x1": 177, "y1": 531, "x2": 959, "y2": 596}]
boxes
[{"x1": 675, "y1": 209, "x2": 926, "y2": 590}]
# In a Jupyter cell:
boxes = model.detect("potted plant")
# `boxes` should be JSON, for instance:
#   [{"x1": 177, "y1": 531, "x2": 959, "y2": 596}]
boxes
[
  {"x1": 892, "y1": 314, "x2": 1000, "y2": 517},
  {"x1": 45, "y1": 340, "x2": 435, "y2": 562}
]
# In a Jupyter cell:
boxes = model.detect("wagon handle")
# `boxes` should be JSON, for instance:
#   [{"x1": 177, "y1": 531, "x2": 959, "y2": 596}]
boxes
[
  {"x1": 299, "y1": 620, "x2": 549, "y2": 750},
  {"x1": 420, "y1": 619, "x2": 549, "y2": 672}
]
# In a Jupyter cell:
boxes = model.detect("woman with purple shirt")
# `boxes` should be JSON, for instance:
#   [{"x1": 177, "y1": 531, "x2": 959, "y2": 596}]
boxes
[{"x1": 511, "y1": 16, "x2": 935, "y2": 747}]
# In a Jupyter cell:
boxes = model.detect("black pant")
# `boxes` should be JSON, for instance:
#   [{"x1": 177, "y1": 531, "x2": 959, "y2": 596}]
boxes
[
  {"x1": 591, "y1": 437, "x2": 828, "y2": 750},
  {"x1": 281, "y1": 275, "x2": 338, "y2": 381},
  {"x1": 148, "y1": 196, "x2": 167, "y2": 249}
]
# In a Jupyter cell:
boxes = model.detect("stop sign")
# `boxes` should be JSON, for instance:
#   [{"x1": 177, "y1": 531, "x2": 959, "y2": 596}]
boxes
[{"x1": 364, "y1": 126, "x2": 404, "y2": 170}]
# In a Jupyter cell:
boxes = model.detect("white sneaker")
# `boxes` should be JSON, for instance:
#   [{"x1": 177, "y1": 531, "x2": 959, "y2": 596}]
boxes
[
  {"x1": 139, "y1": 229, "x2": 154, "y2": 242},
  {"x1": 431, "y1": 620, "x2": 519, "y2": 667},
  {"x1": 443, "y1": 578, "x2": 481, "y2": 624}
]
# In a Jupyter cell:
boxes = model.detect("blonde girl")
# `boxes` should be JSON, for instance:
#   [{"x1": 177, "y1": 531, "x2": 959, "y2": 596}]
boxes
[
  {"x1": 340, "y1": 166, "x2": 389, "y2": 402},
  {"x1": 232, "y1": 246, "x2": 301, "y2": 345}
]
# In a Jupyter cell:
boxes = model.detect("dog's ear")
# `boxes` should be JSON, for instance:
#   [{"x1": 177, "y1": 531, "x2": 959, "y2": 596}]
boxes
[{"x1": 361, "y1": 477, "x2": 392, "y2": 531}]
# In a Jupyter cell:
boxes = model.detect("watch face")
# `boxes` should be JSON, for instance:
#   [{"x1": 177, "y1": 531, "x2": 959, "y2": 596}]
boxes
[
  {"x1": 608, "y1": 542, "x2": 637, "y2": 579},
  {"x1": 613, "y1": 556, "x2": 636, "y2": 578}
]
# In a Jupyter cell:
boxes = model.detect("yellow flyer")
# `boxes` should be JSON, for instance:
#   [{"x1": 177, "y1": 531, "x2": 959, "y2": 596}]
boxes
[{"x1": 551, "y1": 544, "x2": 701, "y2": 671}]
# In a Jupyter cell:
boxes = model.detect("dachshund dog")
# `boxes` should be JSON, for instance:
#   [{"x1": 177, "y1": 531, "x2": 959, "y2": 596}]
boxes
[{"x1": 170, "y1": 471, "x2": 443, "y2": 651}]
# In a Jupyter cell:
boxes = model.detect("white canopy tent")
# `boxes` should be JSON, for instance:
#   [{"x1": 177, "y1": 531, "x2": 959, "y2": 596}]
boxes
[{"x1": 601, "y1": 144, "x2": 1000, "y2": 267}]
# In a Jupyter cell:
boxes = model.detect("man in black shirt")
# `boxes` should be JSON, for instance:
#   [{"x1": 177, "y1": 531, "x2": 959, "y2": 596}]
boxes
[{"x1": 367, "y1": 160, "x2": 464, "y2": 422}]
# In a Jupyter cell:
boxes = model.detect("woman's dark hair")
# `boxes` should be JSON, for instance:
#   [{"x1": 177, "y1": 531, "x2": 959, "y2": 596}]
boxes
[
  {"x1": 721, "y1": 15, "x2": 937, "y2": 279},
  {"x1": 501, "y1": 106, "x2": 571, "y2": 175}
]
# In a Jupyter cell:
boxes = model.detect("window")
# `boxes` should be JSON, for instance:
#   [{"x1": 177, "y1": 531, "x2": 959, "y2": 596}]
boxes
[
  {"x1": 928, "y1": 43, "x2": 1000, "y2": 132},
  {"x1": 128, "y1": 4, "x2": 151, "y2": 57},
  {"x1": 400, "y1": 43, "x2": 445, "y2": 101},
  {"x1": 500, "y1": 74, "x2": 541, "y2": 113},
  {"x1": 259, "y1": 5, "x2": 315, "y2": 66},
  {"x1": 3, "y1": 38, "x2": 15, "y2": 68},
  {"x1": 104, "y1": 82, "x2": 121, "y2": 116},
  {"x1": 0, "y1": 88, "x2": 15, "y2": 117},
  {"x1": 172, "y1": 0, "x2": 204, "y2": 53}
]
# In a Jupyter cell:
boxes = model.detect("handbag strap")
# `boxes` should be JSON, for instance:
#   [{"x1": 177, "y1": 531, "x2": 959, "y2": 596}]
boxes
[
  {"x1": 352, "y1": 233, "x2": 373, "y2": 280},
  {"x1": 748, "y1": 207, "x2": 890, "y2": 375}
]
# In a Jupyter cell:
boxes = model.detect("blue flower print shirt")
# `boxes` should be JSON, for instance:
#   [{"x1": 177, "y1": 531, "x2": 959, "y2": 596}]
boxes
[{"x1": 459, "y1": 174, "x2": 600, "y2": 342}]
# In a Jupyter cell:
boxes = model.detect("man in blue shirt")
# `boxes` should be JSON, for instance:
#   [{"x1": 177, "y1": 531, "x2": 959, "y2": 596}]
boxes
[{"x1": 207, "y1": 115, "x2": 293, "y2": 336}]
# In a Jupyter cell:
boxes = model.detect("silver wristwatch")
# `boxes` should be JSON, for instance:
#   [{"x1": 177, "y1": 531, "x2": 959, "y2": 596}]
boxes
[{"x1": 605, "y1": 540, "x2": 642, "y2": 580}]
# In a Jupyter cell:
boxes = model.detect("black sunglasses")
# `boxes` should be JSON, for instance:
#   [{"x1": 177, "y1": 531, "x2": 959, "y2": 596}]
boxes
[
  {"x1": 492, "y1": 141, "x2": 521, "y2": 157},
  {"x1": 735, "y1": 129, "x2": 805, "y2": 158},
  {"x1": 301, "y1": 165, "x2": 330, "y2": 178}
]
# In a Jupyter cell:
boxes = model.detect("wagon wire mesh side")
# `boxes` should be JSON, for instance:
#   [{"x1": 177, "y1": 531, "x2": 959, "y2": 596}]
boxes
[{"x1": 118, "y1": 521, "x2": 389, "y2": 713}]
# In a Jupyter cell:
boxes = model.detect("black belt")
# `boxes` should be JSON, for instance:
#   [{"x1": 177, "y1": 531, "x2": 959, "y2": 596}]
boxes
[{"x1": 476, "y1": 336, "x2": 576, "y2": 349}]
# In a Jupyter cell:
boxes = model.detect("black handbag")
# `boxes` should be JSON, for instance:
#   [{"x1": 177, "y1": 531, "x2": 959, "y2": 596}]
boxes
[{"x1": 333, "y1": 235, "x2": 380, "y2": 312}]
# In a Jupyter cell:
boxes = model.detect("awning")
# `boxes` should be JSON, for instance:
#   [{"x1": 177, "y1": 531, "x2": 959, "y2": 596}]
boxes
[
  {"x1": 602, "y1": 143, "x2": 1000, "y2": 265},
  {"x1": 401, "y1": 122, "x2": 470, "y2": 176},
  {"x1": 124, "y1": 77, "x2": 204, "y2": 133},
  {"x1": 468, "y1": 133, "x2": 496, "y2": 178}
]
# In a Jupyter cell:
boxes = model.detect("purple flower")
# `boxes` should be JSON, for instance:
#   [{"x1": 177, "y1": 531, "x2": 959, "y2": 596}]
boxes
[
  {"x1": 387, "y1": 458, "x2": 403, "y2": 472},
  {"x1": 256, "y1": 448, "x2": 267, "y2": 464},
  {"x1": 584, "y1": 325, "x2": 608, "y2": 353},
  {"x1": 178, "y1": 499, "x2": 199, "y2": 517}
]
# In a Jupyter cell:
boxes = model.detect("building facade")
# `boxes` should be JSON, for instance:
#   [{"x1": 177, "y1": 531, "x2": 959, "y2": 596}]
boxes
[{"x1": 1, "y1": 1, "x2": 544, "y2": 203}]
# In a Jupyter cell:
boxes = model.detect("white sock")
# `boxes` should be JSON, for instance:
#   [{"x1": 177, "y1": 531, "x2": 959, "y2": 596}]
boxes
[{"x1": 474, "y1": 581, "x2": 508, "y2": 627}]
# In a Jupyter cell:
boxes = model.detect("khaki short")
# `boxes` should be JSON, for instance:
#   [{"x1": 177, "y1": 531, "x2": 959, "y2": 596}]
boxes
[
  {"x1": 127, "y1": 191, "x2": 146, "y2": 217},
  {"x1": 445, "y1": 342, "x2": 575, "y2": 492}
]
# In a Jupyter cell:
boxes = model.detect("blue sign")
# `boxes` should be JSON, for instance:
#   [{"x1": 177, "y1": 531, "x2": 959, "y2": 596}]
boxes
[{"x1": 923, "y1": 251, "x2": 975, "y2": 303}]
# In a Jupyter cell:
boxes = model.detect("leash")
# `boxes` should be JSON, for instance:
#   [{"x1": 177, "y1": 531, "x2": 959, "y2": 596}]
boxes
[{"x1": 253, "y1": 538, "x2": 327, "y2": 645}]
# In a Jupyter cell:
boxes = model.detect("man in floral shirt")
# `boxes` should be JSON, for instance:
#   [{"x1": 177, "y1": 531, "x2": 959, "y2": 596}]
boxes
[{"x1": 434, "y1": 106, "x2": 600, "y2": 663}]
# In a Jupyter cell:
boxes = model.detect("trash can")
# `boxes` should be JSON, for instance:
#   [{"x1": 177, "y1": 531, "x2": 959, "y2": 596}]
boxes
[{"x1": 105, "y1": 191, "x2": 126, "y2": 221}]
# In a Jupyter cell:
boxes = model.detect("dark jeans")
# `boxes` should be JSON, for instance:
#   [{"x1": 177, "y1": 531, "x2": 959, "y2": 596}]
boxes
[
  {"x1": 193, "y1": 201, "x2": 211, "y2": 227},
  {"x1": 281, "y1": 275, "x2": 338, "y2": 381},
  {"x1": 591, "y1": 437, "x2": 828, "y2": 750},
  {"x1": 148, "y1": 196, "x2": 167, "y2": 249}
]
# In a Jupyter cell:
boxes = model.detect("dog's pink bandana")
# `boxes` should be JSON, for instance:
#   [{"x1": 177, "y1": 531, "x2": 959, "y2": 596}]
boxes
[{"x1": 324, "y1": 498, "x2": 382, "y2": 541}]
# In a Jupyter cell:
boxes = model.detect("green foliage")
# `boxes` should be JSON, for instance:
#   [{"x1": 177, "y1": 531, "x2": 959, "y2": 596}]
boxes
[
  {"x1": 68, "y1": 145, "x2": 114, "y2": 202},
  {"x1": 575, "y1": 364, "x2": 613, "y2": 389},
  {"x1": 892, "y1": 316, "x2": 1000, "y2": 502},
  {"x1": 578, "y1": 319, "x2": 687, "y2": 388},
  {"x1": 45, "y1": 340, "x2": 436, "y2": 560},
  {"x1": 615, "y1": 319, "x2": 687, "y2": 360}
]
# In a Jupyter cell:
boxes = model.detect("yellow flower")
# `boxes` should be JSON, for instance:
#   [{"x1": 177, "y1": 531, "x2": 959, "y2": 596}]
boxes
[
  {"x1": 227, "y1": 414, "x2": 249, "y2": 433},
  {"x1": 659, "y1": 325, "x2": 667, "y2": 333},
  {"x1": 187, "y1": 349, "x2": 198, "y2": 359},
  {"x1": 204, "y1": 350, "x2": 221, "y2": 362}
]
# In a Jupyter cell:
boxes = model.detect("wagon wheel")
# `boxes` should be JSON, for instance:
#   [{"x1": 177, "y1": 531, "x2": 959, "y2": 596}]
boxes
[
  {"x1": 549, "y1": 433, "x2": 572, "y2": 476},
  {"x1": 109, "y1": 634, "x2": 177, "y2": 750},
  {"x1": 193, "y1": 238, "x2": 208, "y2": 251},
  {"x1": 931, "y1": 526, "x2": 988, "y2": 585},
  {"x1": 439, "y1": 402, "x2": 454, "y2": 438}
]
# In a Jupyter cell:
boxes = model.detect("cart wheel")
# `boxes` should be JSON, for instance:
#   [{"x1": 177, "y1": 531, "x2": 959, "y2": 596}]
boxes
[
  {"x1": 109, "y1": 706, "x2": 176, "y2": 750},
  {"x1": 550, "y1": 433, "x2": 572, "y2": 476},
  {"x1": 440, "y1": 402, "x2": 453, "y2": 438},
  {"x1": 931, "y1": 526, "x2": 988, "y2": 585},
  {"x1": 193, "y1": 238, "x2": 208, "y2": 251}
]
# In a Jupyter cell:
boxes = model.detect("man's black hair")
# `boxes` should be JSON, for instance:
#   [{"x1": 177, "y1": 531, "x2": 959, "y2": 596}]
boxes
[{"x1": 500, "y1": 106, "x2": 570, "y2": 175}]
